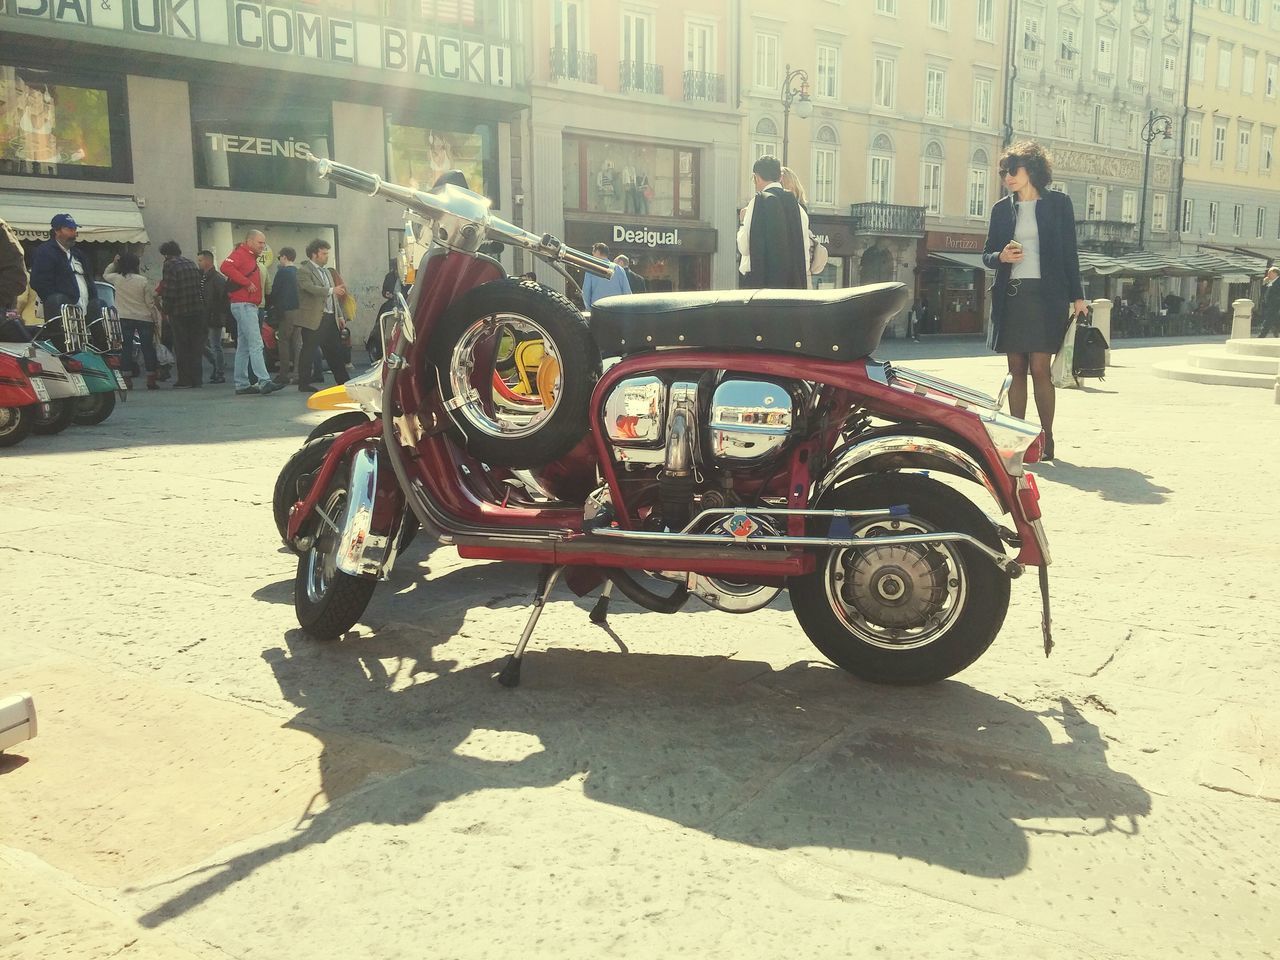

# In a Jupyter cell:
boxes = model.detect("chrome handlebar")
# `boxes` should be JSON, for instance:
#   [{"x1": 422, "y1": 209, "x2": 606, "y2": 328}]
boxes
[{"x1": 313, "y1": 157, "x2": 615, "y2": 279}]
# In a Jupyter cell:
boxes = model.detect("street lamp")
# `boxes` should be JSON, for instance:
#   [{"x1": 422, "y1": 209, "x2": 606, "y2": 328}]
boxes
[
  {"x1": 780, "y1": 64, "x2": 813, "y2": 168},
  {"x1": 1138, "y1": 111, "x2": 1174, "y2": 249}
]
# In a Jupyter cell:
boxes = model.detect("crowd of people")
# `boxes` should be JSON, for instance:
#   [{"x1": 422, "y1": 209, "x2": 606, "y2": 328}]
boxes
[{"x1": 0, "y1": 214, "x2": 357, "y2": 397}]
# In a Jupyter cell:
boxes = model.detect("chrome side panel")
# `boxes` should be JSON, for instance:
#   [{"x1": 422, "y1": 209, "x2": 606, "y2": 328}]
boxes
[
  {"x1": 336, "y1": 447, "x2": 392, "y2": 578},
  {"x1": 814, "y1": 434, "x2": 1002, "y2": 509}
]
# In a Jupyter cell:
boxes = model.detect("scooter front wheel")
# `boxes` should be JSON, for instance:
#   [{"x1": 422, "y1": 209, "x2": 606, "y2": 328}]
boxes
[
  {"x1": 789, "y1": 473, "x2": 1010, "y2": 686},
  {"x1": 293, "y1": 481, "x2": 377, "y2": 641}
]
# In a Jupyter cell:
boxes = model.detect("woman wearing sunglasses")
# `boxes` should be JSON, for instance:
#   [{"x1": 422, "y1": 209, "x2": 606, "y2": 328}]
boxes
[{"x1": 982, "y1": 141, "x2": 1087, "y2": 462}]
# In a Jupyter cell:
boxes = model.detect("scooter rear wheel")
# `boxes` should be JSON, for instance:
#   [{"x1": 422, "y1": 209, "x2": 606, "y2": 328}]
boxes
[
  {"x1": 31, "y1": 398, "x2": 76, "y2": 436},
  {"x1": 789, "y1": 473, "x2": 1010, "y2": 686},
  {"x1": 72, "y1": 391, "x2": 116, "y2": 426},
  {"x1": 293, "y1": 480, "x2": 378, "y2": 641},
  {"x1": 0, "y1": 405, "x2": 34, "y2": 447}
]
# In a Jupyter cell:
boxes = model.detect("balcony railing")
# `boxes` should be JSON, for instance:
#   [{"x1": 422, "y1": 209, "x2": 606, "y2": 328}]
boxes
[
  {"x1": 1020, "y1": 49, "x2": 1042, "y2": 71},
  {"x1": 1056, "y1": 60, "x2": 1078, "y2": 80},
  {"x1": 550, "y1": 47, "x2": 597, "y2": 83},
  {"x1": 682, "y1": 70, "x2": 726, "y2": 103},
  {"x1": 1076, "y1": 219, "x2": 1139, "y2": 252},
  {"x1": 620, "y1": 60, "x2": 664, "y2": 95},
  {"x1": 850, "y1": 202, "x2": 926, "y2": 238}
]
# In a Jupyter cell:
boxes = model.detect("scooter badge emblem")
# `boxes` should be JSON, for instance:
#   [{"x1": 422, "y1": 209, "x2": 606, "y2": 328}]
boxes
[{"x1": 726, "y1": 513, "x2": 757, "y2": 539}]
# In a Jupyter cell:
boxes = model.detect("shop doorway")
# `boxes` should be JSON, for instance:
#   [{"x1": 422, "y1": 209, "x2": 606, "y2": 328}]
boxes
[
  {"x1": 860, "y1": 245, "x2": 894, "y2": 284},
  {"x1": 626, "y1": 253, "x2": 710, "y2": 293}
]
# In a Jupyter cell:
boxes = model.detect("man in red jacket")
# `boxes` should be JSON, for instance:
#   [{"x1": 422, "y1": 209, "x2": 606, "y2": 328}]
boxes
[{"x1": 220, "y1": 229, "x2": 282, "y2": 396}]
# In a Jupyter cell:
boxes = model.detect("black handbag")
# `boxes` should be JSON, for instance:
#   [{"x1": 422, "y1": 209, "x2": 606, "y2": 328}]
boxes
[{"x1": 1072, "y1": 316, "x2": 1108, "y2": 380}]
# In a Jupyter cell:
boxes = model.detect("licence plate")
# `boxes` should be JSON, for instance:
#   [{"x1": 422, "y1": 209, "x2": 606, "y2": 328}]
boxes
[
  {"x1": 70, "y1": 374, "x2": 89, "y2": 395},
  {"x1": 113, "y1": 370, "x2": 128, "y2": 390},
  {"x1": 32, "y1": 378, "x2": 50, "y2": 402}
]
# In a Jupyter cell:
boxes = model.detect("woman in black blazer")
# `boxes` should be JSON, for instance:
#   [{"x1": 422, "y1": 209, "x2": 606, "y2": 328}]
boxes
[{"x1": 982, "y1": 142, "x2": 1087, "y2": 461}]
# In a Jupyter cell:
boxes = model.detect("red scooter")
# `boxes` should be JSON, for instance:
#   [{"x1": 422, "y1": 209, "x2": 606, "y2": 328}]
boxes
[{"x1": 281, "y1": 157, "x2": 1052, "y2": 688}]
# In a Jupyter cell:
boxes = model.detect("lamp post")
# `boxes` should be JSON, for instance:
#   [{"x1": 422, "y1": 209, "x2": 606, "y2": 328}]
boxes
[
  {"x1": 1138, "y1": 110, "x2": 1174, "y2": 249},
  {"x1": 780, "y1": 64, "x2": 813, "y2": 168}
]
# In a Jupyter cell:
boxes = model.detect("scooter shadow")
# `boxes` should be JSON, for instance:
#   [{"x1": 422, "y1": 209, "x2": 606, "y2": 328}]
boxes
[{"x1": 136, "y1": 623, "x2": 1150, "y2": 928}]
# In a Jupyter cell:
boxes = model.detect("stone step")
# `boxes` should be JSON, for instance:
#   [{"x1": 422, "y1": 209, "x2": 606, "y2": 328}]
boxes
[
  {"x1": 1188, "y1": 351, "x2": 1280, "y2": 374},
  {"x1": 1226, "y1": 337, "x2": 1280, "y2": 357},
  {"x1": 1152, "y1": 360, "x2": 1277, "y2": 389}
]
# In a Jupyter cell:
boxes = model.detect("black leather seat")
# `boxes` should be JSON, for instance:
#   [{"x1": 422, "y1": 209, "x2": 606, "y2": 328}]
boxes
[{"x1": 589, "y1": 283, "x2": 909, "y2": 360}]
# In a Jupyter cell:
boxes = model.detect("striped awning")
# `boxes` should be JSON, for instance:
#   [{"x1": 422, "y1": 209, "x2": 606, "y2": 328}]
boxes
[
  {"x1": 2, "y1": 190, "x2": 149, "y2": 244},
  {"x1": 1077, "y1": 249, "x2": 1269, "y2": 278}
]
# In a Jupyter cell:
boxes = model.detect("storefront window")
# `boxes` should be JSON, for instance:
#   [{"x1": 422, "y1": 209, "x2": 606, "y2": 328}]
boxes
[
  {"x1": 385, "y1": 113, "x2": 498, "y2": 205},
  {"x1": 563, "y1": 135, "x2": 700, "y2": 219},
  {"x1": 191, "y1": 88, "x2": 333, "y2": 197},
  {"x1": 0, "y1": 64, "x2": 130, "y2": 183}
]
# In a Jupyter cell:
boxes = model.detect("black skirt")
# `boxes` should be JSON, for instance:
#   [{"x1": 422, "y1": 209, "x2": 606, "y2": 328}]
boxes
[{"x1": 996, "y1": 278, "x2": 1065, "y2": 355}]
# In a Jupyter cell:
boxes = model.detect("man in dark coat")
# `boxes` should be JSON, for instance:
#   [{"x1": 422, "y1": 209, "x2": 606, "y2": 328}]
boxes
[
  {"x1": 615, "y1": 254, "x2": 647, "y2": 293},
  {"x1": 736, "y1": 155, "x2": 810, "y2": 289},
  {"x1": 0, "y1": 217, "x2": 28, "y2": 312},
  {"x1": 197, "y1": 250, "x2": 232, "y2": 383},
  {"x1": 29, "y1": 213, "x2": 100, "y2": 336},
  {"x1": 159, "y1": 240, "x2": 206, "y2": 388},
  {"x1": 1259, "y1": 266, "x2": 1280, "y2": 337}
]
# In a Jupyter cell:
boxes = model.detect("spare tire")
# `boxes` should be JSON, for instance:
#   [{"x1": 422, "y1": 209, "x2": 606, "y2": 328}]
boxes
[{"x1": 428, "y1": 279, "x2": 598, "y2": 468}]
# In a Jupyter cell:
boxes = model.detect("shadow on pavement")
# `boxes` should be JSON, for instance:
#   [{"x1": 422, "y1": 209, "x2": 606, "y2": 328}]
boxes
[
  {"x1": 135, "y1": 620, "x2": 1151, "y2": 928},
  {"x1": 1038, "y1": 461, "x2": 1173, "y2": 505},
  {"x1": 0, "y1": 754, "x2": 29, "y2": 775}
]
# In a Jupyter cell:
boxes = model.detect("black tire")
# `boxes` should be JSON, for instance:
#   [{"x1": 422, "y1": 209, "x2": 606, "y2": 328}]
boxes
[
  {"x1": 0, "y1": 406, "x2": 34, "y2": 447},
  {"x1": 72, "y1": 391, "x2": 116, "y2": 426},
  {"x1": 428, "y1": 279, "x2": 598, "y2": 468},
  {"x1": 293, "y1": 478, "x2": 378, "y2": 641},
  {"x1": 31, "y1": 398, "x2": 76, "y2": 436},
  {"x1": 275, "y1": 434, "x2": 419, "y2": 555},
  {"x1": 306, "y1": 412, "x2": 369, "y2": 443},
  {"x1": 789, "y1": 473, "x2": 1011, "y2": 686}
]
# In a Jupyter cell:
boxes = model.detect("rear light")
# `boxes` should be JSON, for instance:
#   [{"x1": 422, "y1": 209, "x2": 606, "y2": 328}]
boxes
[
  {"x1": 21, "y1": 359, "x2": 43, "y2": 375},
  {"x1": 63, "y1": 359, "x2": 84, "y2": 372},
  {"x1": 106, "y1": 355, "x2": 121, "y2": 368},
  {"x1": 1017, "y1": 472, "x2": 1042, "y2": 521},
  {"x1": 1023, "y1": 432, "x2": 1044, "y2": 464}
]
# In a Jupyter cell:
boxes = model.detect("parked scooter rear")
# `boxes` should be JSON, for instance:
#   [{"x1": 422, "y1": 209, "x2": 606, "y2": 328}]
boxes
[{"x1": 279, "y1": 156, "x2": 1052, "y2": 690}]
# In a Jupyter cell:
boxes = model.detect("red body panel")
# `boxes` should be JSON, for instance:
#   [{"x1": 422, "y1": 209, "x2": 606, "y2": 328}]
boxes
[{"x1": 0, "y1": 355, "x2": 39, "y2": 408}]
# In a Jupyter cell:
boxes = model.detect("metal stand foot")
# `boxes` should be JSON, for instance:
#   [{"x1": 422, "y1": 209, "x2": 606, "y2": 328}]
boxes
[
  {"x1": 589, "y1": 580, "x2": 614, "y2": 625},
  {"x1": 495, "y1": 565, "x2": 563, "y2": 688}
]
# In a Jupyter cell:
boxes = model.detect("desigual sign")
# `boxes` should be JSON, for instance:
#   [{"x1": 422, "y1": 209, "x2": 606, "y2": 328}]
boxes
[
  {"x1": 11, "y1": 0, "x2": 514, "y2": 88},
  {"x1": 613, "y1": 225, "x2": 681, "y2": 248}
]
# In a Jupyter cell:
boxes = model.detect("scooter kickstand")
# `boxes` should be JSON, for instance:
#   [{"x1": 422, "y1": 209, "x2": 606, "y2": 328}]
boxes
[
  {"x1": 589, "y1": 580, "x2": 614, "y2": 625},
  {"x1": 497, "y1": 565, "x2": 564, "y2": 688}
]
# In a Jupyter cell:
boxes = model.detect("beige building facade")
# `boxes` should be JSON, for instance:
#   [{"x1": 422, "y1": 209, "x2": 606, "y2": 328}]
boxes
[
  {"x1": 741, "y1": 0, "x2": 1009, "y2": 335},
  {"x1": 525, "y1": 0, "x2": 744, "y2": 296}
]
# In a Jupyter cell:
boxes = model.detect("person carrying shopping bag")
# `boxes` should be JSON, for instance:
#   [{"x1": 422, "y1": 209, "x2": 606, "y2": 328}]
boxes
[{"x1": 104, "y1": 252, "x2": 160, "y2": 389}]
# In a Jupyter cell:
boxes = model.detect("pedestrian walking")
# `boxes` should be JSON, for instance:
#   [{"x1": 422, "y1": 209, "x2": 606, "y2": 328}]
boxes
[
  {"x1": 614, "y1": 254, "x2": 646, "y2": 294},
  {"x1": 295, "y1": 239, "x2": 349, "y2": 392},
  {"x1": 158, "y1": 241, "x2": 206, "y2": 389},
  {"x1": 1258, "y1": 266, "x2": 1280, "y2": 338},
  {"x1": 982, "y1": 141, "x2": 1087, "y2": 462},
  {"x1": 736, "y1": 155, "x2": 809, "y2": 290},
  {"x1": 221, "y1": 230, "x2": 282, "y2": 396},
  {"x1": 271, "y1": 248, "x2": 301, "y2": 385},
  {"x1": 581, "y1": 242, "x2": 631, "y2": 310},
  {"x1": 196, "y1": 250, "x2": 231, "y2": 383},
  {"x1": 103, "y1": 252, "x2": 160, "y2": 390}
]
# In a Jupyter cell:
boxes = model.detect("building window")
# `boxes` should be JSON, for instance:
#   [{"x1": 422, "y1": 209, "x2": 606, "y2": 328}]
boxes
[
  {"x1": 1127, "y1": 111, "x2": 1140, "y2": 150},
  {"x1": 973, "y1": 78, "x2": 992, "y2": 126},
  {"x1": 685, "y1": 20, "x2": 716, "y2": 76},
  {"x1": 1244, "y1": 0, "x2": 1260, "y2": 17},
  {"x1": 816, "y1": 44, "x2": 839, "y2": 100},
  {"x1": 1162, "y1": 50, "x2": 1179, "y2": 89},
  {"x1": 1086, "y1": 184, "x2": 1107, "y2": 219},
  {"x1": 869, "y1": 133, "x2": 893, "y2": 203},
  {"x1": 1188, "y1": 116, "x2": 1202, "y2": 159},
  {"x1": 813, "y1": 125, "x2": 838, "y2": 205},
  {"x1": 1056, "y1": 96, "x2": 1071, "y2": 134},
  {"x1": 1213, "y1": 121, "x2": 1227, "y2": 162},
  {"x1": 621, "y1": 10, "x2": 655, "y2": 70},
  {"x1": 753, "y1": 118, "x2": 778, "y2": 160},
  {"x1": 1191, "y1": 39, "x2": 1206, "y2": 81},
  {"x1": 1097, "y1": 33, "x2": 1115, "y2": 77},
  {"x1": 1263, "y1": 129, "x2": 1274, "y2": 172},
  {"x1": 967, "y1": 164, "x2": 988, "y2": 218},
  {"x1": 873, "y1": 57, "x2": 896, "y2": 108},
  {"x1": 1257, "y1": 206, "x2": 1267, "y2": 238},
  {"x1": 562, "y1": 135, "x2": 700, "y2": 219},
  {"x1": 921, "y1": 141, "x2": 944, "y2": 214},
  {"x1": 1181, "y1": 197, "x2": 1195, "y2": 232},
  {"x1": 1122, "y1": 190, "x2": 1137, "y2": 223},
  {"x1": 1217, "y1": 43, "x2": 1233, "y2": 88},
  {"x1": 876, "y1": 0, "x2": 897, "y2": 13},
  {"x1": 1208, "y1": 200, "x2": 1218, "y2": 233},
  {"x1": 1014, "y1": 88, "x2": 1034, "y2": 132},
  {"x1": 925, "y1": 67, "x2": 946, "y2": 118},
  {"x1": 1232, "y1": 203, "x2": 1243, "y2": 235},
  {"x1": 1132, "y1": 43, "x2": 1149, "y2": 83},
  {"x1": 976, "y1": 0, "x2": 994, "y2": 40},
  {"x1": 753, "y1": 32, "x2": 779, "y2": 90},
  {"x1": 552, "y1": 1, "x2": 586, "y2": 68},
  {"x1": 0, "y1": 64, "x2": 132, "y2": 183},
  {"x1": 1267, "y1": 58, "x2": 1278, "y2": 97},
  {"x1": 1238, "y1": 125, "x2": 1252, "y2": 169},
  {"x1": 1060, "y1": 24, "x2": 1079, "y2": 62},
  {"x1": 929, "y1": 0, "x2": 949, "y2": 28},
  {"x1": 1220, "y1": 0, "x2": 1236, "y2": 13},
  {"x1": 1241, "y1": 51, "x2": 1256, "y2": 95},
  {"x1": 1023, "y1": 14, "x2": 1041, "y2": 53},
  {"x1": 1092, "y1": 103, "x2": 1108, "y2": 143},
  {"x1": 1152, "y1": 193, "x2": 1167, "y2": 232}
]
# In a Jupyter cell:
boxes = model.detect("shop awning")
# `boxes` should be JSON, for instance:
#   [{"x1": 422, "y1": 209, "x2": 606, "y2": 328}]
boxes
[
  {"x1": 1077, "y1": 249, "x2": 1269, "y2": 278},
  {"x1": 930, "y1": 252, "x2": 991, "y2": 272},
  {"x1": 2, "y1": 191, "x2": 149, "y2": 244}
]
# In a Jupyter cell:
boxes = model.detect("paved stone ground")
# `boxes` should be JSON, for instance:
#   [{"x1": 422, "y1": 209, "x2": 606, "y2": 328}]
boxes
[{"x1": 1, "y1": 338, "x2": 1277, "y2": 960}]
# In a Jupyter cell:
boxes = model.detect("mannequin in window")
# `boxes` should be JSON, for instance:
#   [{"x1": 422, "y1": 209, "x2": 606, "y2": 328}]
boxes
[{"x1": 597, "y1": 160, "x2": 617, "y2": 212}]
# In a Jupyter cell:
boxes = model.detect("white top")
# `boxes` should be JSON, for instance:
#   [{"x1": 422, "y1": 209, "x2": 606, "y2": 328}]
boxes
[
  {"x1": 103, "y1": 264, "x2": 158, "y2": 322},
  {"x1": 1011, "y1": 200, "x2": 1042, "y2": 280}
]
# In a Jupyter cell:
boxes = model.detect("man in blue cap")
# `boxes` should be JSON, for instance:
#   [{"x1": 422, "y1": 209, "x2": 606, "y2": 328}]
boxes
[{"x1": 29, "y1": 212, "x2": 99, "y2": 335}]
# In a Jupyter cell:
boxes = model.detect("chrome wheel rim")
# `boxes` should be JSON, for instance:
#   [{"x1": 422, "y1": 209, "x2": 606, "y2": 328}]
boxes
[
  {"x1": 0, "y1": 408, "x2": 18, "y2": 436},
  {"x1": 447, "y1": 312, "x2": 562, "y2": 440},
  {"x1": 305, "y1": 488, "x2": 345, "y2": 604},
  {"x1": 823, "y1": 516, "x2": 967, "y2": 651}
]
